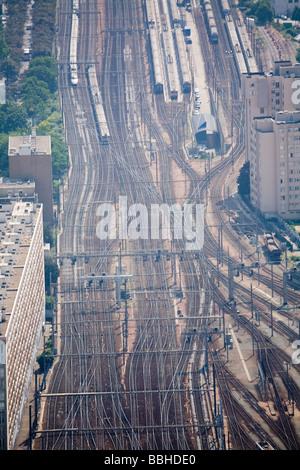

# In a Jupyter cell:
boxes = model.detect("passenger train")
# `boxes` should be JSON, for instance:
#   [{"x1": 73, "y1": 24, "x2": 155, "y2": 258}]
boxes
[
  {"x1": 70, "y1": 0, "x2": 79, "y2": 85},
  {"x1": 87, "y1": 64, "x2": 110, "y2": 144}
]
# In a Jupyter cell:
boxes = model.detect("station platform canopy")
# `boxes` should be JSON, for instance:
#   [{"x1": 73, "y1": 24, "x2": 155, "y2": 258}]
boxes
[{"x1": 191, "y1": 113, "x2": 219, "y2": 149}]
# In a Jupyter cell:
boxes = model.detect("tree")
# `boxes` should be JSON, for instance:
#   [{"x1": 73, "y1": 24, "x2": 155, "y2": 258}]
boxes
[
  {"x1": 27, "y1": 56, "x2": 57, "y2": 93},
  {"x1": 292, "y1": 6, "x2": 300, "y2": 21},
  {"x1": 0, "y1": 57, "x2": 19, "y2": 83},
  {"x1": 0, "y1": 134, "x2": 9, "y2": 176},
  {"x1": 0, "y1": 100, "x2": 28, "y2": 133},
  {"x1": 44, "y1": 256, "x2": 60, "y2": 294},
  {"x1": 21, "y1": 76, "x2": 52, "y2": 118},
  {"x1": 237, "y1": 161, "x2": 250, "y2": 197},
  {"x1": 51, "y1": 136, "x2": 68, "y2": 180},
  {"x1": 255, "y1": 1, "x2": 274, "y2": 25},
  {"x1": 36, "y1": 338, "x2": 54, "y2": 372},
  {"x1": 0, "y1": 24, "x2": 10, "y2": 61}
]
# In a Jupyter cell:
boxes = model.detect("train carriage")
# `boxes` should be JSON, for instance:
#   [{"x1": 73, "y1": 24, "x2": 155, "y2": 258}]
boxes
[
  {"x1": 149, "y1": 27, "x2": 164, "y2": 94},
  {"x1": 69, "y1": 2, "x2": 79, "y2": 85},
  {"x1": 87, "y1": 64, "x2": 110, "y2": 143},
  {"x1": 203, "y1": 0, "x2": 219, "y2": 44}
]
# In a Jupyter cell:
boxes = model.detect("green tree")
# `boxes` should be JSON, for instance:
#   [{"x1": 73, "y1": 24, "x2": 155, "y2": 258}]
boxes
[
  {"x1": 36, "y1": 342, "x2": 54, "y2": 372},
  {"x1": 44, "y1": 256, "x2": 60, "y2": 294},
  {"x1": 0, "y1": 100, "x2": 28, "y2": 133},
  {"x1": 0, "y1": 24, "x2": 10, "y2": 61},
  {"x1": 237, "y1": 161, "x2": 250, "y2": 197},
  {"x1": 256, "y1": 1, "x2": 274, "y2": 25},
  {"x1": 27, "y1": 56, "x2": 57, "y2": 93},
  {"x1": 292, "y1": 6, "x2": 300, "y2": 21},
  {"x1": 21, "y1": 76, "x2": 51, "y2": 118},
  {"x1": 0, "y1": 57, "x2": 19, "y2": 82},
  {"x1": 0, "y1": 134, "x2": 9, "y2": 176},
  {"x1": 51, "y1": 136, "x2": 68, "y2": 180}
]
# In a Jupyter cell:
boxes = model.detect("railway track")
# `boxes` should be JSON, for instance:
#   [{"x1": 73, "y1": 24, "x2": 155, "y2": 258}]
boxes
[{"x1": 34, "y1": 0, "x2": 300, "y2": 451}]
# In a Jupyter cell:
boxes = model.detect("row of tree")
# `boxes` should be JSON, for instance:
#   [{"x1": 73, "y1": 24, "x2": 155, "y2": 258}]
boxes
[
  {"x1": 31, "y1": 0, "x2": 57, "y2": 58},
  {"x1": 0, "y1": 0, "x2": 68, "y2": 181}
]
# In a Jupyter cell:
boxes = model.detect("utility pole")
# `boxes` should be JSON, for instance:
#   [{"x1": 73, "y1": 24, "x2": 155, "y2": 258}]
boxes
[
  {"x1": 270, "y1": 303, "x2": 273, "y2": 337},
  {"x1": 228, "y1": 262, "x2": 234, "y2": 301},
  {"x1": 250, "y1": 283, "x2": 253, "y2": 319},
  {"x1": 283, "y1": 271, "x2": 288, "y2": 305}
]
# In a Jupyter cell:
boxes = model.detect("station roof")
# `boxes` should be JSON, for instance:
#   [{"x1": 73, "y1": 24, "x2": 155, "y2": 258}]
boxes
[{"x1": 191, "y1": 113, "x2": 218, "y2": 136}]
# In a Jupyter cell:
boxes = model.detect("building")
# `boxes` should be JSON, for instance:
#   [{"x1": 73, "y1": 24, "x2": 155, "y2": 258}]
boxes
[
  {"x1": 191, "y1": 113, "x2": 219, "y2": 149},
  {"x1": 251, "y1": 111, "x2": 300, "y2": 218},
  {"x1": 8, "y1": 130, "x2": 53, "y2": 223},
  {"x1": 0, "y1": 177, "x2": 36, "y2": 203},
  {"x1": 270, "y1": 0, "x2": 299, "y2": 17},
  {"x1": 0, "y1": 199, "x2": 45, "y2": 450},
  {"x1": 242, "y1": 60, "x2": 300, "y2": 219}
]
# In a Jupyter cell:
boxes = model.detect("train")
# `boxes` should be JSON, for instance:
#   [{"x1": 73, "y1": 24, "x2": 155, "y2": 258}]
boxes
[
  {"x1": 145, "y1": 0, "x2": 192, "y2": 98},
  {"x1": 174, "y1": 25, "x2": 191, "y2": 93},
  {"x1": 263, "y1": 232, "x2": 282, "y2": 259},
  {"x1": 255, "y1": 441, "x2": 275, "y2": 450},
  {"x1": 234, "y1": 9, "x2": 259, "y2": 74},
  {"x1": 70, "y1": 0, "x2": 79, "y2": 86},
  {"x1": 219, "y1": 0, "x2": 230, "y2": 16},
  {"x1": 202, "y1": 0, "x2": 219, "y2": 44},
  {"x1": 86, "y1": 64, "x2": 110, "y2": 143},
  {"x1": 145, "y1": 1, "x2": 164, "y2": 94},
  {"x1": 225, "y1": 13, "x2": 248, "y2": 76},
  {"x1": 161, "y1": 12, "x2": 179, "y2": 100},
  {"x1": 168, "y1": 0, "x2": 181, "y2": 26},
  {"x1": 219, "y1": 0, "x2": 258, "y2": 75},
  {"x1": 149, "y1": 25, "x2": 164, "y2": 94}
]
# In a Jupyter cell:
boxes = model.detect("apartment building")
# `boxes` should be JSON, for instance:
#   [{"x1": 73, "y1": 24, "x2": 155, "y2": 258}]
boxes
[
  {"x1": 0, "y1": 197, "x2": 45, "y2": 450},
  {"x1": 251, "y1": 111, "x2": 300, "y2": 217},
  {"x1": 242, "y1": 60, "x2": 300, "y2": 219},
  {"x1": 269, "y1": 0, "x2": 300, "y2": 17},
  {"x1": 8, "y1": 129, "x2": 53, "y2": 223}
]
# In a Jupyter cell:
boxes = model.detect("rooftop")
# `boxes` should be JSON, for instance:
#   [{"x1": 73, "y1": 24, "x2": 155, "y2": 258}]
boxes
[
  {"x1": 8, "y1": 131, "x2": 51, "y2": 157},
  {"x1": 0, "y1": 201, "x2": 42, "y2": 337}
]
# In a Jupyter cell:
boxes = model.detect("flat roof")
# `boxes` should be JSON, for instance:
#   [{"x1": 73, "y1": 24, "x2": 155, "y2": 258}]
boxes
[
  {"x1": 0, "y1": 201, "x2": 42, "y2": 337},
  {"x1": 8, "y1": 134, "x2": 51, "y2": 156}
]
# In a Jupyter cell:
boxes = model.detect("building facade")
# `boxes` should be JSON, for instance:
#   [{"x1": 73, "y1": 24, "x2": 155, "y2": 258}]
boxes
[
  {"x1": 270, "y1": 0, "x2": 300, "y2": 17},
  {"x1": 0, "y1": 199, "x2": 45, "y2": 450},
  {"x1": 8, "y1": 130, "x2": 53, "y2": 223},
  {"x1": 242, "y1": 61, "x2": 300, "y2": 218}
]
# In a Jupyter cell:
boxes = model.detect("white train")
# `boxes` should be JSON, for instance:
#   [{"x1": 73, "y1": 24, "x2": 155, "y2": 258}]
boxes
[
  {"x1": 87, "y1": 64, "x2": 110, "y2": 143},
  {"x1": 70, "y1": 0, "x2": 79, "y2": 85}
]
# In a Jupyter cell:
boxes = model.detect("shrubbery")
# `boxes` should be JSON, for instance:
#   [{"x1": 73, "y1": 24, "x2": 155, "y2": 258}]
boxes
[
  {"x1": 36, "y1": 337, "x2": 54, "y2": 372},
  {"x1": 0, "y1": 0, "x2": 68, "y2": 181}
]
